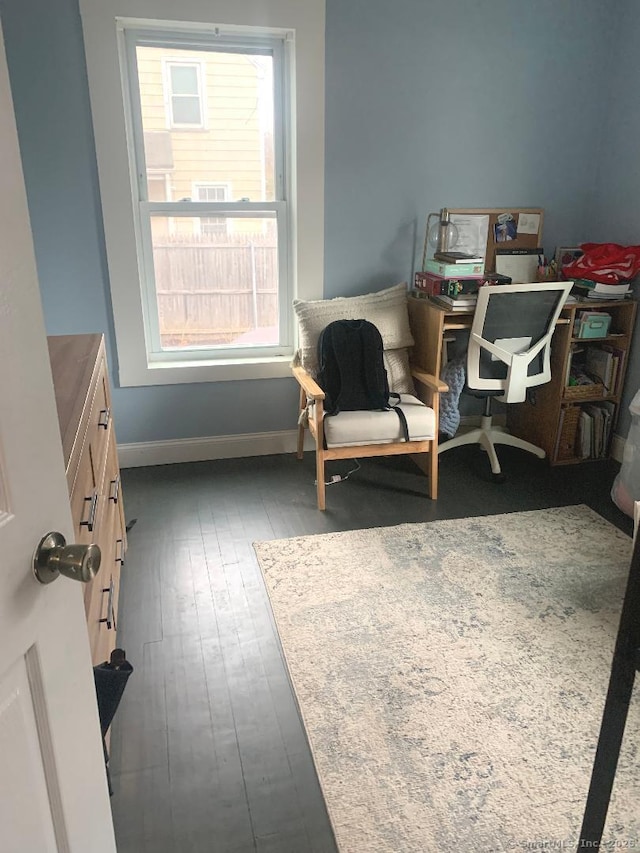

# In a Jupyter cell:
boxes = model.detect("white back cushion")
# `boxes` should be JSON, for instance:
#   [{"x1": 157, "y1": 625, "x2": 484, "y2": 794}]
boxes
[{"x1": 293, "y1": 282, "x2": 415, "y2": 393}]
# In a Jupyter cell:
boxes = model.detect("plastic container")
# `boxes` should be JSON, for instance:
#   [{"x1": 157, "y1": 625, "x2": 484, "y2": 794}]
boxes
[{"x1": 611, "y1": 389, "x2": 640, "y2": 516}]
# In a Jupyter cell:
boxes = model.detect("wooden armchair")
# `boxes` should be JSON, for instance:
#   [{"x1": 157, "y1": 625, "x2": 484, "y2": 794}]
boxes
[
  {"x1": 294, "y1": 362, "x2": 446, "y2": 510},
  {"x1": 292, "y1": 284, "x2": 447, "y2": 510}
]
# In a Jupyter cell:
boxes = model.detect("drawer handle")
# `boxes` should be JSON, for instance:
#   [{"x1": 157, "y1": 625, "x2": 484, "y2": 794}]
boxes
[
  {"x1": 115, "y1": 538, "x2": 125, "y2": 566},
  {"x1": 98, "y1": 407, "x2": 110, "y2": 429},
  {"x1": 80, "y1": 491, "x2": 98, "y2": 532},
  {"x1": 100, "y1": 577, "x2": 116, "y2": 631},
  {"x1": 109, "y1": 475, "x2": 120, "y2": 504}
]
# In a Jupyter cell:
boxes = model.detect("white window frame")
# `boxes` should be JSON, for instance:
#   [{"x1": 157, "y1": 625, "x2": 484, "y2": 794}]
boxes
[
  {"x1": 162, "y1": 59, "x2": 206, "y2": 129},
  {"x1": 79, "y1": 1, "x2": 325, "y2": 387}
]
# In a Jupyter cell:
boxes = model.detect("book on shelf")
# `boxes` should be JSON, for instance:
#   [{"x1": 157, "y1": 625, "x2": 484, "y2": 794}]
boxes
[
  {"x1": 431, "y1": 291, "x2": 478, "y2": 304},
  {"x1": 578, "y1": 409, "x2": 592, "y2": 459},
  {"x1": 433, "y1": 250, "x2": 485, "y2": 265},
  {"x1": 585, "y1": 293, "x2": 629, "y2": 301},
  {"x1": 430, "y1": 294, "x2": 477, "y2": 312},
  {"x1": 602, "y1": 344, "x2": 625, "y2": 394},
  {"x1": 573, "y1": 279, "x2": 632, "y2": 301},
  {"x1": 573, "y1": 278, "x2": 631, "y2": 295},
  {"x1": 578, "y1": 401, "x2": 615, "y2": 460},
  {"x1": 586, "y1": 404, "x2": 605, "y2": 458},
  {"x1": 584, "y1": 347, "x2": 614, "y2": 393},
  {"x1": 600, "y1": 401, "x2": 615, "y2": 456},
  {"x1": 425, "y1": 258, "x2": 485, "y2": 278},
  {"x1": 584, "y1": 346, "x2": 624, "y2": 396}
]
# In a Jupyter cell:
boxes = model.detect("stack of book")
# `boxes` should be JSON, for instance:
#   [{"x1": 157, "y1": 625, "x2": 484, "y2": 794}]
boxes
[
  {"x1": 433, "y1": 251, "x2": 485, "y2": 265},
  {"x1": 429, "y1": 292, "x2": 478, "y2": 312},
  {"x1": 577, "y1": 402, "x2": 615, "y2": 459},
  {"x1": 413, "y1": 252, "x2": 485, "y2": 310},
  {"x1": 573, "y1": 278, "x2": 632, "y2": 301}
]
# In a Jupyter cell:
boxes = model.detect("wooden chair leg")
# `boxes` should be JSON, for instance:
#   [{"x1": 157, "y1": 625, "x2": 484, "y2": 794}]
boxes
[
  {"x1": 429, "y1": 441, "x2": 438, "y2": 500},
  {"x1": 297, "y1": 386, "x2": 306, "y2": 460},
  {"x1": 430, "y1": 396, "x2": 440, "y2": 500},
  {"x1": 316, "y1": 447, "x2": 326, "y2": 510}
]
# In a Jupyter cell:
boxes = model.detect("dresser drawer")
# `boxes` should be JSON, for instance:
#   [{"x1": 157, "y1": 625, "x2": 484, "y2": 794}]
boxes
[
  {"x1": 82, "y1": 355, "x2": 111, "y2": 495},
  {"x1": 48, "y1": 333, "x2": 127, "y2": 667},
  {"x1": 70, "y1": 464, "x2": 103, "y2": 545},
  {"x1": 84, "y1": 507, "x2": 122, "y2": 665}
]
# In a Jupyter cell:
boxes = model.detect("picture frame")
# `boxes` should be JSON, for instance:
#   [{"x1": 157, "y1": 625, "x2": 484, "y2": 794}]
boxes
[{"x1": 554, "y1": 246, "x2": 584, "y2": 276}]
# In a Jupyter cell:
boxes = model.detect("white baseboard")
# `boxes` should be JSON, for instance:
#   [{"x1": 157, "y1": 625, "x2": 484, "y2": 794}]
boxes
[
  {"x1": 118, "y1": 417, "x2": 492, "y2": 469},
  {"x1": 118, "y1": 429, "x2": 307, "y2": 468},
  {"x1": 118, "y1": 420, "x2": 626, "y2": 469}
]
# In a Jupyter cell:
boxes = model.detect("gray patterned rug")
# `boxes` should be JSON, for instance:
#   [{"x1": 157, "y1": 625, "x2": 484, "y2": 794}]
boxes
[{"x1": 254, "y1": 505, "x2": 640, "y2": 852}]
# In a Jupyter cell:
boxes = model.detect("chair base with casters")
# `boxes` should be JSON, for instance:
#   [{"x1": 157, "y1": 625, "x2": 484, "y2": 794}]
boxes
[
  {"x1": 439, "y1": 395, "x2": 545, "y2": 479},
  {"x1": 294, "y1": 365, "x2": 446, "y2": 510}
]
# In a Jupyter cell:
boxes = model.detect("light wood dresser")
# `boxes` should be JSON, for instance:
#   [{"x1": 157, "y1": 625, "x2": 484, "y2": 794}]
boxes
[{"x1": 48, "y1": 334, "x2": 127, "y2": 666}]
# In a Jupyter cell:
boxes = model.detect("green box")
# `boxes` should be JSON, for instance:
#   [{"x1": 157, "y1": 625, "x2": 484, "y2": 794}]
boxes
[{"x1": 578, "y1": 313, "x2": 612, "y2": 339}]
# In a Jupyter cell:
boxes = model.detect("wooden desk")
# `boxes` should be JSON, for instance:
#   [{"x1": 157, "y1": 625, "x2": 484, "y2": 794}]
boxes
[
  {"x1": 408, "y1": 296, "x2": 474, "y2": 380},
  {"x1": 407, "y1": 293, "x2": 636, "y2": 465}
]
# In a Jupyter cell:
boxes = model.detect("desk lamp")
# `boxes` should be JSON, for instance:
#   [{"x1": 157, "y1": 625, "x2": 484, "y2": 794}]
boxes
[{"x1": 423, "y1": 208, "x2": 459, "y2": 267}]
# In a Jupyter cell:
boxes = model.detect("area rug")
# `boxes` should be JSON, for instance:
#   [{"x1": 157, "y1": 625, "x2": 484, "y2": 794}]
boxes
[{"x1": 254, "y1": 505, "x2": 640, "y2": 852}]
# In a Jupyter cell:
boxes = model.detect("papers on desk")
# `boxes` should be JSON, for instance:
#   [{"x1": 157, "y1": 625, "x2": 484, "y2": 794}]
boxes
[
  {"x1": 449, "y1": 214, "x2": 490, "y2": 259},
  {"x1": 495, "y1": 247, "x2": 543, "y2": 283}
]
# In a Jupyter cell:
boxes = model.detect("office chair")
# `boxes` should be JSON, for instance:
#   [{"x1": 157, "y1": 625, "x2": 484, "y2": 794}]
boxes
[{"x1": 438, "y1": 281, "x2": 573, "y2": 479}]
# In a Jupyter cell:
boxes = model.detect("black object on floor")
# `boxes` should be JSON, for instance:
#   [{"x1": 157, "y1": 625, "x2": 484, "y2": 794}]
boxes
[
  {"x1": 94, "y1": 648, "x2": 134, "y2": 795},
  {"x1": 577, "y1": 529, "x2": 640, "y2": 847}
]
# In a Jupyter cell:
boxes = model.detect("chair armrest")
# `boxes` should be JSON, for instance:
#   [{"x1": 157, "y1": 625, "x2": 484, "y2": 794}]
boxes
[
  {"x1": 410, "y1": 366, "x2": 448, "y2": 394},
  {"x1": 292, "y1": 365, "x2": 325, "y2": 401}
]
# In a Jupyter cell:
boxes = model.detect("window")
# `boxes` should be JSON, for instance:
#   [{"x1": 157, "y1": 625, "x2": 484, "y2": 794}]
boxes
[
  {"x1": 80, "y1": 2, "x2": 324, "y2": 386},
  {"x1": 127, "y1": 27, "x2": 289, "y2": 357},
  {"x1": 193, "y1": 183, "x2": 229, "y2": 235},
  {"x1": 165, "y1": 61, "x2": 204, "y2": 127}
]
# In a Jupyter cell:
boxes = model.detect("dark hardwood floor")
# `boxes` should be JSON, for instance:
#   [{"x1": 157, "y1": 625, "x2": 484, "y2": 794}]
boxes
[{"x1": 108, "y1": 446, "x2": 632, "y2": 852}]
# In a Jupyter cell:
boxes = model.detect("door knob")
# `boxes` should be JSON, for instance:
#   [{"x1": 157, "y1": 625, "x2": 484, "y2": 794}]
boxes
[{"x1": 33, "y1": 532, "x2": 101, "y2": 585}]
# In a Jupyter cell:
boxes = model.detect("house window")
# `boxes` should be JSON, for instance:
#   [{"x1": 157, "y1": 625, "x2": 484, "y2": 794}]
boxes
[
  {"x1": 80, "y1": 3, "x2": 325, "y2": 386},
  {"x1": 193, "y1": 183, "x2": 228, "y2": 235},
  {"x1": 164, "y1": 61, "x2": 204, "y2": 128}
]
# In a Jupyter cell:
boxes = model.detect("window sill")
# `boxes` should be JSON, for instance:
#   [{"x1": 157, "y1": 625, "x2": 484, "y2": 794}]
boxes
[{"x1": 118, "y1": 353, "x2": 295, "y2": 387}]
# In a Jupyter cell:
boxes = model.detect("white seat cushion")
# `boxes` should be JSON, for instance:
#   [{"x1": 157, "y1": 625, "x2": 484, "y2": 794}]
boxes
[{"x1": 315, "y1": 394, "x2": 436, "y2": 448}]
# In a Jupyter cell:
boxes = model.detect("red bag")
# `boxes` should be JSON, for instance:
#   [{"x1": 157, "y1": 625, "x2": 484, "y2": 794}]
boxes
[{"x1": 562, "y1": 242, "x2": 640, "y2": 284}]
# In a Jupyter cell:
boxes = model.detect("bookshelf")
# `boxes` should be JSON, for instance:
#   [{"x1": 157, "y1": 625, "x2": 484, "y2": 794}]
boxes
[{"x1": 507, "y1": 298, "x2": 637, "y2": 465}]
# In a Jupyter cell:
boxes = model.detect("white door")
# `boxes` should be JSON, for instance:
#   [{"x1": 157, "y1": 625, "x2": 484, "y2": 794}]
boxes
[{"x1": 0, "y1": 21, "x2": 116, "y2": 853}]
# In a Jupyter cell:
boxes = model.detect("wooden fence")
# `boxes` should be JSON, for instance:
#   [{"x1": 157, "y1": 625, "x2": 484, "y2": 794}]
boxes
[{"x1": 153, "y1": 232, "x2": 278, "y2": 346}]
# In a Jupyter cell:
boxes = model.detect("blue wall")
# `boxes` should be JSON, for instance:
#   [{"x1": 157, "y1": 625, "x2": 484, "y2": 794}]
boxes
[
  {"x1": 324, "y1": 0, "x2": 612, "y2": 296},
  {"x1": 2, "y1": 0, "x2": 635, "y2": 444},
  {"x1": 588, "y1": 1, "x2": 640, "y2": 434}
]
